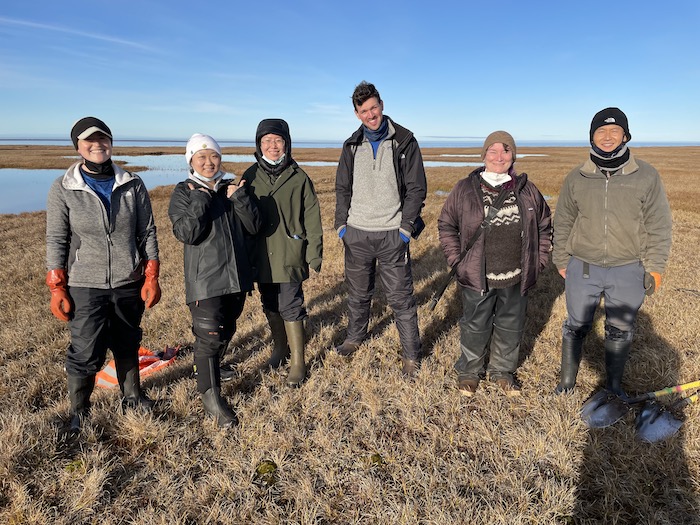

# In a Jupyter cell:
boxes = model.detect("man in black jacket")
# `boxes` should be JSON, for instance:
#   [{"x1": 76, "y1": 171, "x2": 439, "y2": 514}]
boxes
[{"x1": 334, "y1": 81, "x2": 427, "y2": 377}]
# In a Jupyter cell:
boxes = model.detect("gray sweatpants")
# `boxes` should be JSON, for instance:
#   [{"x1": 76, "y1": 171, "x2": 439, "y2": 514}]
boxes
[{"x1": 563, "y1": 257, "x2": 646, "y2": 341}]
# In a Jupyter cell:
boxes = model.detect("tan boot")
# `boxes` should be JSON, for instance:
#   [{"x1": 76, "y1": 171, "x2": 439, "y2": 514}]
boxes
[
  {"x1": 265, "y1": 310, "x2": 289, "y2": 368},
  {"x1": 285, "y1": 321, "x2": 306, "y2": 387}
]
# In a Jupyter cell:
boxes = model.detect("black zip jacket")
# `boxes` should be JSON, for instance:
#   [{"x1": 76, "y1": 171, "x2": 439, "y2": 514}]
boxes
[{"x1": 334, "y1": 116, "x2": 427, "y2": 235}]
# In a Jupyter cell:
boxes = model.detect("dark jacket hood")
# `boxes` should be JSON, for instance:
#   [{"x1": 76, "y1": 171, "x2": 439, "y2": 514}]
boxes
[{"x1": 255, "y1": 118, "x2": 294, "y2": 175}]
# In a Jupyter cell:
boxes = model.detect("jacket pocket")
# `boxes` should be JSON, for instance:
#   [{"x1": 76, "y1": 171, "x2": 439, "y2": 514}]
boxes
[{"x1": 284, "y1": 236, "x2": 307, "y2": 268}]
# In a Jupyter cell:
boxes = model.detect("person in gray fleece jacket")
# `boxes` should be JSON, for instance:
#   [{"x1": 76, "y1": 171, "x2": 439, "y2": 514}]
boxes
[
  {"x1": 46, "y1": 117, "x2": 161, "y2": 433},
  {"x1": 552, "y1": 108, "x2": 672, "y2": 396}
]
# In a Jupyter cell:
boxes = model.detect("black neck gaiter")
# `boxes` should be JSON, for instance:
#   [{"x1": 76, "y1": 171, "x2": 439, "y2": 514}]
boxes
[
  {"x1": 82, "y1": 159, "x2": 115, "y2": 179},
  {"x1": 590, "y1": 143, "x2": 631, "y2": 171}
]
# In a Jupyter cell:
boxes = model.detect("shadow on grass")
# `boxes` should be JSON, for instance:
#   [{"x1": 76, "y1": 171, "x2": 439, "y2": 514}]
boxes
[
  {"x1": 572, "y1": 310, "x2": 699, "y2": 523},
  {"x1": 302, "y1": 244, "x2": 451, "y2": 371}
]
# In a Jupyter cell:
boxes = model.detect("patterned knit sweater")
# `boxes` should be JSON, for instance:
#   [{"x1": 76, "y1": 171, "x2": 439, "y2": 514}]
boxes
[{"x1": 481, "y1": 180, "x2": 522, "y2": 289}]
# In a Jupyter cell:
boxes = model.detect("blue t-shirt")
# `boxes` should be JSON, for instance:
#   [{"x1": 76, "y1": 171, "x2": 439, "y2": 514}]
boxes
[{"x1": 81, "y1": 169, "x2": 115, "y2": 215}]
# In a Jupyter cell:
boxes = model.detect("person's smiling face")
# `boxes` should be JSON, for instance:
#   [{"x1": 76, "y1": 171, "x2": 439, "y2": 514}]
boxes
[
  {"x1": 260, "y1": 134, "x2": 285, "y2": 161},
  {"x1": 354, "y1": 97, "x2": 384, "y2": 131},
  {"x1": 483, "y1": 143, "x2": 513, "y2": 174},
  {"x1": 190, "y1": 149, "x2": 222, "y2": 178},
  {"x1": 77, "y1": 132, "x2": 112, "y2": 164},
  {"x1": 593, "y1": 124, "x2": 626, "y2": 152}
]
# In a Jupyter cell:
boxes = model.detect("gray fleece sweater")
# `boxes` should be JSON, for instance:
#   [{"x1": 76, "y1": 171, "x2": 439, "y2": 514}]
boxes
[
  {"x1": 346, "y1": 122, "x2": 403, "y2": 232},
  {"x1": 46, "y1": 161, "x2": 159, "y2": 289}
]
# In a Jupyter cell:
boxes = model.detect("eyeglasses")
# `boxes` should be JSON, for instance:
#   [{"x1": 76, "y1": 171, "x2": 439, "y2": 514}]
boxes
[{"x1": 261, "y1": 138, "x2": 285, "y2": 146}]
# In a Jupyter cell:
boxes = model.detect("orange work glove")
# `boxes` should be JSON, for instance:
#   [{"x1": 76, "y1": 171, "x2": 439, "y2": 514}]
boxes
[
  {"x1": 46, "y1": 269, "x2": 72, "y2": 322},
  {"x1": 644, "y1": 271, "x2": 662, "y2": 296},
  {"x1": 141, "y1": 260, "x2": 161, "y2": 308}
]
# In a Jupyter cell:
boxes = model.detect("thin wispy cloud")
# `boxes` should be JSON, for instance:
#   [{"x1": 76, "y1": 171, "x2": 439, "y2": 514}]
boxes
[{"x1": 0, "y1": 16, "x2": 157, "y2": 52}]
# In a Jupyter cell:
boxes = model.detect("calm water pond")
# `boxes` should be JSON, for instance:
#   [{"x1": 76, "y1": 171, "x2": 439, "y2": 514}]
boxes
[{"x1": 0, "y1": 153, "x2": 544, "y2": 214}]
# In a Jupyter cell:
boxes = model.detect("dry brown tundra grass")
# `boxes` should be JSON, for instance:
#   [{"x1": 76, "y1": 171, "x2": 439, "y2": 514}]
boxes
[{"x1": 0, "y1": 146, "x2": 699, "y2": 524}]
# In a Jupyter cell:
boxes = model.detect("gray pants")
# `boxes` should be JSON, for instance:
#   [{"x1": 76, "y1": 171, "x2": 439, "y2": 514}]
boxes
[
  {"x1": 342, "y1": 225, "x2": 420, "y2": 359},
  {"x1": 563, "y1": 257, "x2": 645, "y2": 341},
  {"x1": 454, "y1": 283, "x2": 528, "y2": 380}
]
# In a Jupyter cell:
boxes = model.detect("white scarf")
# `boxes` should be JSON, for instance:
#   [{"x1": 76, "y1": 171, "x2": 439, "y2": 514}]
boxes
[
  {"x1": 481, "y1": 171, "x2": 512, "y2": 187},
  {"x1": 262, "y1": 153, "x2": 286, "y2": 166}
]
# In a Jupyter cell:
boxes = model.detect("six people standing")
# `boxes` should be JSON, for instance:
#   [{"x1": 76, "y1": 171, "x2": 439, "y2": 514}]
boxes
[{"x1": 46, "y1": 98, "x2": 675, "y2": 426}]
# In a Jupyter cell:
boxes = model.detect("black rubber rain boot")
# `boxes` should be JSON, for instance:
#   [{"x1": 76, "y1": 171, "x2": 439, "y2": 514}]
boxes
[
  {"x1": 554, "y1": 337, "x2": 584, "y2": 394},
  {"x1": 116, "y1": 361, "x2": 155, "y2": 413},
  {"x1": 604, "y1": 338, "x2": 631, "y2": 397},
  {"x1": 195, "y1": 355, "x2": 237, "y2": 428},
  {"x1": 265, "y1": 310, "x2": 290, "y2": 369},
  {"x1": 67, "y1": 375, "x2": 95, "y2": 433},
  {"x1": 285, "y1": 321, "x2": 306, "y2": 387}
]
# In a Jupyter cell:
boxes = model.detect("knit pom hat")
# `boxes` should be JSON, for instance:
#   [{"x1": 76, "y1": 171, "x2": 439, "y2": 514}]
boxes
[
  {"x1": 481, "y1": 131, "x2": 517, "y2": 160},
  {"x1": 185, "y1": 133, "x2": 221, "y2": 165},
  {"x1": 589, "y1": 107, "x2": 631, "y2": 142}
]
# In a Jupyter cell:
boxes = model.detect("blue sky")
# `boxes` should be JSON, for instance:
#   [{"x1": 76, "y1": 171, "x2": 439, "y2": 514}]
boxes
[{"x1": 1, "y1": 1, "x2": 698, "y2": 143}]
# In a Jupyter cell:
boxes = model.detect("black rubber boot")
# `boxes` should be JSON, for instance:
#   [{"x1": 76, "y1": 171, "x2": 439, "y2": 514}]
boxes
[
  {"x1": 67, "y1": 375, "x2": 95, "y2": 432},
  {"x1": 201, "y1": 388, "x2": 238, "y2": 428},
  {"x1": 116, "y1": 361, "x2": 154, "y2": 412},
  {"x1": 285, "y1": 321, "x2": 306, "y2": 387},
  {"x1": 335, "y1": 340, "x2": 361, "y2": 356},
  {"x1": 554, "y1": 337, "x2": 584, "y2": 394},
  {"x1": 605, "y1": 338, "x2": 631, "y2": 397},
  {"x1": 196, "y1": 355, "x2": 237, "y2": 428},
  {"x1": 265, "y1": 310, "x2": 290, "y2": 369}
]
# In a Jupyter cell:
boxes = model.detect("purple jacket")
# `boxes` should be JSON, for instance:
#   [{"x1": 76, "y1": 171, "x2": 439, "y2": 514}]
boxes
[{"x1": 437, "y1": 167, "x2": 552, "y2": 294}]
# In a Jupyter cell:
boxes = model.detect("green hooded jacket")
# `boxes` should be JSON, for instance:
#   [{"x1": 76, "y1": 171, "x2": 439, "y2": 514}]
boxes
[{"x1": 245, "y1": 162, "x2": 322, "y2": 283}]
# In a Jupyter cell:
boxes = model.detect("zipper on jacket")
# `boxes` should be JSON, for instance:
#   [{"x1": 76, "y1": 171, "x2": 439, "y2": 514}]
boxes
[
  {"x1": 603, "y1": 174, "x2": 610, "y2": 266},
  {"x1": 80, "y1": 182, "x2": 114, "y2": 287}
]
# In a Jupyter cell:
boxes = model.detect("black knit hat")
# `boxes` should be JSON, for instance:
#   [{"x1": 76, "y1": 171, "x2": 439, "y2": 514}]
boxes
[
  {"x1": 70, "y1": 117, "x2": 113, "y2": 149},
  {"x1": 589, "y1": 107, "x2": 630, "y2": 143}
]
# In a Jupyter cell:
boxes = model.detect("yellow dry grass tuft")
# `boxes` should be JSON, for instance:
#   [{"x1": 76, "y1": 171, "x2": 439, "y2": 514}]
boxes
[{"x1": 0, "y1": 146, "x2": 699, "y2": 524}]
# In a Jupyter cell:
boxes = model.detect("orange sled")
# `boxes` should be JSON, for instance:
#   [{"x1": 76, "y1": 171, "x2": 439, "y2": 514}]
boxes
[{"x1": 95, "y1": 346, "x2": 179, "y2": 388}]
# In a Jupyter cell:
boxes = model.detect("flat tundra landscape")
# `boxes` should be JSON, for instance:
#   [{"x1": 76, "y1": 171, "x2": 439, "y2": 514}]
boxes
[{"x1": 1, "y1": 145, "x2": 699, "y2": 524}]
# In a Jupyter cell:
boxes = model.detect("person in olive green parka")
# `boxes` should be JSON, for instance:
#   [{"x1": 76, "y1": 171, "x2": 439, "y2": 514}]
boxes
[{"x1": 244, "y1": 118, "x2": 323, "y2": 386}]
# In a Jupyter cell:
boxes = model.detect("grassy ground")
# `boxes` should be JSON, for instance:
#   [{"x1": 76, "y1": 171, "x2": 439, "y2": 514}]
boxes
[{"x1": 1, "y1": 146, "x2": 699, "y2": 524}]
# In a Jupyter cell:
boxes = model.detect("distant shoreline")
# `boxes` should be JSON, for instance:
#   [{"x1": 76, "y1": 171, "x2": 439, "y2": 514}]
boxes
[{"x1": 2, "y1": 139, "x2": 700, "y2": 148}]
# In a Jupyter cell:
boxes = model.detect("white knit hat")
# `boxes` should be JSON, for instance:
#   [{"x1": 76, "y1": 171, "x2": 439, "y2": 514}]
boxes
[{"x1": 185, "y1": 133, "x2": 221, "y2": 165}]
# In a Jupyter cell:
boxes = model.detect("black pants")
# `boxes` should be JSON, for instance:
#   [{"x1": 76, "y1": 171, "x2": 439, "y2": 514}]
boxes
[
  {"x1": 66, "y1": 281, "x2": 144, "y2": 377},
  {"x1": 454, "y1": 283, "x2": 527, "y2": 380},
  {"x1": 258, "y1": 282, "x2": 307, "y2": 322},
  {"x1": 188, "y1": 293, "x2": 247, "y2": 360},
  {"x1": 189, "y1": 293, "x2": 247, "y2": 393},
  {"x1": 342, "y1": 226, "x2": 420, "y2": 359}
]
